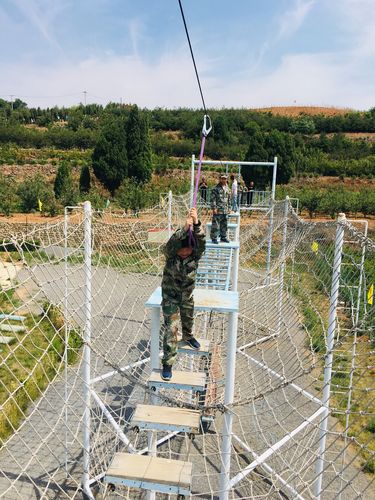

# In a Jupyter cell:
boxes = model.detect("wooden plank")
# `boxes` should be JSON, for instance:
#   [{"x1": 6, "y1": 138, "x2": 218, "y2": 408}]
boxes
[
  {"x1": 145, "y1": 287, "x2": 239, "y2": 313},
  {"x1": 106, "y1": 453, "x2": 192, "y2": 488},
  {"x1": 148, "y1": 369, "x2": 206, "y2": 391},
  {"x1": 0, "y1": 335, "x2": 15, "y2": 345},
  {"x1": 0, "y1": 324, "x2": 26, "y2": 333},
  {"x1": 177, "y1": 338, "x2": 210, "y2": 355},
  {"x1": 132, "y1": 404, "x2": 200, "y2": 432},
  {"x1": 0, "y1": 314, "x2": 26, "y2": 322}
]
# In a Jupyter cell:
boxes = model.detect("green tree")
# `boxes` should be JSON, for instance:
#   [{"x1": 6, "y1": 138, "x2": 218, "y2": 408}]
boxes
[
  {"x1": 243, "y1": 131, "x2": 268, "y2": 188},
  {"x1": 116, "y1": 178, "x2": 147, "y2": 213},
  {"x1": 92, "y1": 117, "x2": 128, "y2": 195},
  {"x1": 126, "y1": 105, "x2": 152, "y2": 183},
  {"x1": 79, "y1": 164, "x2": 91, "y2": 193},
  {"x1": 0, "y1": 174, "x2": 18, "y2": 216},
  {"x1": 54, "y1": 162, "x2": 71, "y2": 199},
  {"x1": 17, "y1": 174, "x2": 55, "y2": 213}
]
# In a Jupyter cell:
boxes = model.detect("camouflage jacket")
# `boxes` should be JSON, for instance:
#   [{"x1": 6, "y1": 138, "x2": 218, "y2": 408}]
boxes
[
  {"x1": 210, "y1": 183, "x2": 230, "y2": 214},
  {"x1": 161, "y1": 222, "x2": 205, "y2": 300}
]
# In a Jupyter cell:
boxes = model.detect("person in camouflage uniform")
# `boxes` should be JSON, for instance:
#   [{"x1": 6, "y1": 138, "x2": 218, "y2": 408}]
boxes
[
  {"x1": 210, "y1": 174, "x2": 230, "y2": 244},
  {"x1": 160, "y1": 207, "x2": 206, "y2": 380}
]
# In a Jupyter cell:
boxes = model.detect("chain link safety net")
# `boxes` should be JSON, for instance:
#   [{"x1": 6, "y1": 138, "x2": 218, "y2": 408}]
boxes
[{"x1": 0, "y1": 196, "x2": 374, "y2": 499}]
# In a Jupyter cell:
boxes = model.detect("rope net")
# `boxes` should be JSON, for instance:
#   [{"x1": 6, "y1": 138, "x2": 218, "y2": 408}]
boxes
[{"x1": 0, "y1": 195, "x2": 374, "y2": 499}]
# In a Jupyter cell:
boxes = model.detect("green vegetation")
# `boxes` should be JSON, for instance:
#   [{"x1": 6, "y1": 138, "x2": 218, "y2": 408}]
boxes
[
  {"x1": 276, "y1": 184, "x2": 375, "y2": 217},
  {"x1": 0, "y1": 296, "x2": 82, "y2": 443},
  {"x1": 0, "y1": 101, "x2": 375, "y2": 216}
]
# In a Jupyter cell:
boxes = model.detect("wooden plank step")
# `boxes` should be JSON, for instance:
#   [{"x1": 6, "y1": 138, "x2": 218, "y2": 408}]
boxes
[
  {"x1": 0, "y1": 324, "x2": 26, "y2": 333},
  {"x1": 0, "y1": 314, "x2": 26, "y2": 322},
  {"x1": 145, "y1": 287, "x2": 239, "y2": 313},
  {"x1": 177, "y1": 338, "x2": 210, "y2": 356},
  {"x1": 0, "y1": 335, "x2": 15, "y2": 345},
  {"x1": 148, "y1": 369, "x2": 206, "y2": 392},
  {"x1": 104, "y1": 453, "x2": 192, "y2": 496},
  {"x1": 131, "y1": 404, "x2": 200, "y2": 433}
]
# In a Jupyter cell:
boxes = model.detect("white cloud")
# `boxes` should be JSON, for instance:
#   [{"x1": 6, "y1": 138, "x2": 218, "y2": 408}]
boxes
[
  {"x1": 277, "y1": 0, "x2": 315, "y2": 40},
  {"x1": 2, "y1": 46, "x2": 373, "y2": 111}
]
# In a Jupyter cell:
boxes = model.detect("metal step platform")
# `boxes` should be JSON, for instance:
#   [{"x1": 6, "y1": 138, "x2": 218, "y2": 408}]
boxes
[
  {"x1": 177, "y1": 337, "x2": 210, "y2": 356},
  {"x1": 131, "y1": 404, "x2": 201, "y2": 433},
  {"x1": 148, "y1": 369, "x2": 206, "y2": 392},
  {"x1": 206, "y1": 240, "x2": 239, "y2": 250},
  {"x1": 205, "y1": 222, "x2": 238, "y2": 229},
  {"x1": 104, "y1": 453, "x2": 192, "y2": 496}
]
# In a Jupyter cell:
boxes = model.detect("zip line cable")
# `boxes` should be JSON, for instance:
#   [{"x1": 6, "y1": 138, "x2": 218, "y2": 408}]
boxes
[{"x1": 178, "y1": 0, "x2": 208, "y2": 114}]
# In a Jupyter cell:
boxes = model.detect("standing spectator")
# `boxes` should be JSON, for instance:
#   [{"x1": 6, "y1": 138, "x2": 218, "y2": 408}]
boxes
[
  {"x1": 230, "y1": 174, "x2": 238, "y2": 213},
  {"x1": 248, "y1": 181, "x2": 255, "y2": 206},
  {"x1": 241, "y1": 183, "x2": 248, "y2": 206},
  {"x1": 210, "y1": 174, "x2": 230, "y2": 244},
  {"x1": 199, "y1": 177, "x2": 208, "y2": 204}
]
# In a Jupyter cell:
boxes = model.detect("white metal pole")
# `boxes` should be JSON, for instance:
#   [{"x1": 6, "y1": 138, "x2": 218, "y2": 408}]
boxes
[
  {"x1": 313, "y1": 213, "x2": 346, "y2": 499},
  {"x1": 265, "y1": 157, "x2": 278, "y2": 283},
  {"x1": 64, "y1": 208, "x2": 69, "y2": 477},
  {"x1": 276, "y1": 197, "x2": 289, "y2": 335},
  {"x1": 147, "y1": 307, "x2": 160, "y2": 500},
  {"x1": 271, "y1": 156, "x2": 278, "y2": 202},
  {"x1": 190, "y1": 155, "x2": 195, "y2": 206},
  {"x1": 168, "y1": 190, "x2": 172, "y2": 238},
  {"x1": 265, "y1": 203, "x2": 274, "y2": 283},
  {"x1": 231, "y1": 215, "x2": 240, "y2": 292},
  {"x1": 219, "y1": 310, "x2": 239, "y2": 499},
  {"x1": 342, "y1": 220, "x2": 367, "y2": 480},
  {"x1": 82, "y1": 201, "x2": 94, "y2": 499}
]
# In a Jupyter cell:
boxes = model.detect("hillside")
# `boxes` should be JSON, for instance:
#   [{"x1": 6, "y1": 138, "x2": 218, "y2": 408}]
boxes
[{"x1": 255, "y1": 106, "x2": 356, "y2": 116}]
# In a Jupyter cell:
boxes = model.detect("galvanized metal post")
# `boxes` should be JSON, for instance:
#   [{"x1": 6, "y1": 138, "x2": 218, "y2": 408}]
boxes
[
  {"x1": 276, "y1": 197, "x2": 289, "y2": 335},
  {"x1": 314, "y1": 213, "x2": 346, "y2": 499},
  {"x1": 82, "y1": 201, "x2": 94, "y2": 499}
]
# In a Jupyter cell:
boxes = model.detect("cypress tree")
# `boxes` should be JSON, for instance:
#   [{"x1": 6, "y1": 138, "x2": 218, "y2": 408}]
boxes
[
  {"x1": 54, "y1": 162, "x2": 72, "y2": 199},
  {"x1": 92, "y1": 117, "x2": 128, "y2": 195},
  {"x1": 79, "y1": 164, "x2": 91, "y2": 193},
  {"x1": 126, "y1": 105, "x2": 152, "y2": 183}
]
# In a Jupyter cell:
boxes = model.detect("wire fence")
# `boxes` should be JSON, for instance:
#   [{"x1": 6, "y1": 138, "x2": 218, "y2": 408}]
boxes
[{"x1": 0, "y1": 195, "x2": 374, "y2": 499}]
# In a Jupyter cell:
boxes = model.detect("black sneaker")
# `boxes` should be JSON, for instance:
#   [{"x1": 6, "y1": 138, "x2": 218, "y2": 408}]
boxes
[
  {"x1": 161, "y1": 364, "x2": 172, "y2": 381},
  {"x1": 184, "y1": 337, "x2": 201, "y2": 350},
  {"x1": 211, "y1": 238, "x2": 219, "y2": 244},
  {"x1": 220, "y1": 238, "x2": 230, "y2": 243}
]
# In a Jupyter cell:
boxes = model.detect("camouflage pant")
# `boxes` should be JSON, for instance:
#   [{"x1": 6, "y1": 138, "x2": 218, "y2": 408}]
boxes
[
  {"x1": 161, "y1": 294, "x2": 194, "y2": 366},
  {"x1": 210, "y1": 214, "x2": 228, "y2": 240}
]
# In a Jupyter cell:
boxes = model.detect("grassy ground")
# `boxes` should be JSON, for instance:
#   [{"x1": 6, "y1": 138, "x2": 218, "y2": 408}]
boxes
[{"x1": 0, "y1": 289, "x2": 82, "y2": 444}]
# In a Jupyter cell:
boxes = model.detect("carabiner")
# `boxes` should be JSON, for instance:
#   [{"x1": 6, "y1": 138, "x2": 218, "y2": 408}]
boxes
[{"x1": 202, "y1": 114, "x2": 212, "y2": 137}]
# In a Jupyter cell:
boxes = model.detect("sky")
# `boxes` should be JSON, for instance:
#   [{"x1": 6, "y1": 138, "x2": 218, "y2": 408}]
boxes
[{"x1": 0, "y1": 0, "x2": 374, "y2": 110}]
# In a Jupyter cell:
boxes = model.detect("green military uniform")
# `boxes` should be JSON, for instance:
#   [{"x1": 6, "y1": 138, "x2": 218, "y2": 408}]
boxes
[
  {"x1": 161, "y1": 222, "x2": 205, "y2": 366},
  {"x1": 210, "y1": 182, "x2": 230, "y2": 241}
]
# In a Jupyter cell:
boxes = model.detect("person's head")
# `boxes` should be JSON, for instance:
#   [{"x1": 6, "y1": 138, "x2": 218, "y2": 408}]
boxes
[
  {"x1": 249, "y1": 181, "x2": 254, "y2": 188},
  {"x1": 176, "y1": 235, "x2": 194, "y2": 259},
  {"x1": 177, "y1": 246, "x2": 193, "y2": 259},
  {"x1": 230, "y1": 174, "x2": 235, "y2": 181},
  {"x1": 219, "y1": 174, "x2": 228, "y2": 185}
]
